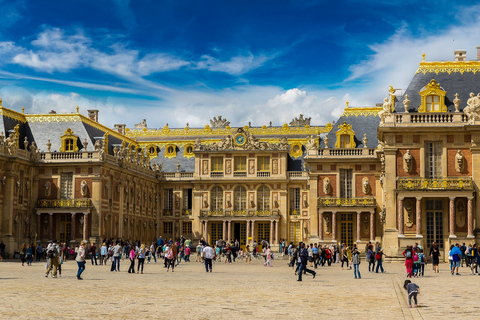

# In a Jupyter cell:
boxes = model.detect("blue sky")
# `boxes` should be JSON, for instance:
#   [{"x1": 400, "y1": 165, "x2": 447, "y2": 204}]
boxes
[{"x1": 0, "y1": 0, "x2": 479, "y2": 128}]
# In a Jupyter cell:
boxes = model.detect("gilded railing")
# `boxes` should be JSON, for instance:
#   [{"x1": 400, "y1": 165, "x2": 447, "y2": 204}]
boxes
[
  {"x1": 200, "y1": 209, "x2": 279, "y2": 217},
  {"x1": 37, "y1": 199, "x2": 92, "y2": 208},
  {"x1": 397, "y1": 178, "x2": 474, "y2": 190},
  {"x1": 317, "y1": 197, "x2": 376, "y2": 207},
  {"x1": 182, "y1": 209, "x2": 192, "y2": 216}
]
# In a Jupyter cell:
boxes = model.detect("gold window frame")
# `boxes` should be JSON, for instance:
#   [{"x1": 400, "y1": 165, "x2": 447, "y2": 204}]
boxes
[
  {"x1": 418, "y1": 79, "x2": 447, "y2": 112},
  {"x1": 334, "y1": 122, "x2": 356, "y2": 148},
  {"x1": 60, "y1": 128, "x2": 79, "y2": 152},
  {"x1": 164, "y1": 144, "x2": 177, "y2": 159}
]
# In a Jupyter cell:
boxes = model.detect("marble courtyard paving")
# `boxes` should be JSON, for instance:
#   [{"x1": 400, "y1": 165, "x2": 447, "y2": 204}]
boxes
[{"x1": 0, "y1": 257, "x2": 478, "y2": 319}]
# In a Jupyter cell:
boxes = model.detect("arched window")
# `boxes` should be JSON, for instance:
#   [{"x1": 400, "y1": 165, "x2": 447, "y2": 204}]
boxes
[
  {"x1": 257, "y1": 186, "x2": 270, "y2": 211},
  {"x1": 418, "y1": 79, "x2": 447, "y2": 112},
  {"x1": 148, "y1": 146, "x2": 155, "y2": 154},
  {"x1": 234, "y1": 186, "x2": 247, "y2": 211},
  {"x1": 210, "y1": 186, "x2": 223, "y2": 211}
]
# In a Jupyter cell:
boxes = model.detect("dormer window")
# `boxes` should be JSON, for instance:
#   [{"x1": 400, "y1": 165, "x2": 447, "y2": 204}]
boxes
[
  {"x1": 164, "y1": 144, "x2": 176, "y2": 159},
  {"x1": 183, "y1": 144, "x2": 194, "y2": 159},
  {"x1": 60, "y1": 128, "x2": 79, "y2": 152},
  {"x1": 419, "y1": 79, "x2": 447, "y2": 112},
  {"x1": 334, "y1": 122, "x2": 356, "y2": 149}
]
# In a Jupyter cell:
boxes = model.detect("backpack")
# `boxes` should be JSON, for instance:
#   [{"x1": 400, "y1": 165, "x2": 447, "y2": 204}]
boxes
[
  {"x1": 420, "y1": 254, "x2": 426, "y2": 263},
  {"x1": 166, "y1": 249, "x2": 174, "y2": 260},
  {"x1": 413, "y1": 254, "x2": 419, "y2": 262},
  {"x1": 47, "y1": 246, "x2": 57, "y2": 258},
  {"x1": 405, "y1": 250, "x2": 412, "y2": 258}
]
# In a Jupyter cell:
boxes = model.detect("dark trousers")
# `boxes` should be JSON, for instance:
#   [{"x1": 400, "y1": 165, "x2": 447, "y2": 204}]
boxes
[
  {"x1": 113, "y1": 257, "x2": 120, "y2": 271},
  {"x1": 128, "y1": 259, "x2": 135, "y2": 273},
  {"x1": 168, "y1": 258, "x2": 175, "y2": 270},
  {"x1": 341, "y1": 257, "x2": 349, "y2": 268},
  {"x1": 91, "y1": 254, "x2": 98, "y2": 265},
  {"x1": 298, "y1": 263, "x2": 315, "y2": 280},
  {"x1": 204, "y1": 258, "x2": 212, "y2": 272},
  {"x1": 376, "y1": 259, "x2": 384, "y2": 273},
  {"x1": 369, "y1": 259, "x2": 375, "y2": 271},
  {"x1": 137, "y1": 258, "x2": 145, "y2": 272},
  {"x1": 313, "y1": 254, "x2": 320, "y2": 268},
  {"x1": 36, "y1": 253, "x2": 42, "y2": 261}
]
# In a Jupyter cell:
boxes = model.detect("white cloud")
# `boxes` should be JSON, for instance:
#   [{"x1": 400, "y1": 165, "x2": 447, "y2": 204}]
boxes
[
  {"x1": 138, "y1": 53, "x2": 190, "y2": 75},
  {"x1": 196, "y1": 53, "x2": 273, "y2": 75}
]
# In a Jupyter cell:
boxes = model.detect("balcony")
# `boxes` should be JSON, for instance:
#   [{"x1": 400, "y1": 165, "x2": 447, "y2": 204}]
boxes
[
  {"x1": 288, "y1": 171, "x2": 307, "y2": 179},
  {"x1": 257, "y1": 171, "x2": 270, "y2": 178},
  {"x1": 397, "y1": 177, "x2": 474, "y2": 191},
  {"x1": 210, "y1": 172, "x2": 224, "y2": 178},
  {"x1": 317, "y1": 197, "x2": 376, "y2": 207},
  {"x1": 37, "y1": 198, "x2": 92, "y2": 208},
  {"x1": 383, "y1": 112, "x2": 468, "y2": 127},
  {"x1": 315, "y1": 148, "x2": 376, "y2": 158},
  {"x1": 200, "y1": 209, "x2": 280, "y2": 217},
  {"x1": 233, "y1": 172, "x2": 247, "y2": 177},
  {"x1": 182, "y1": 209, "x2": 192, "y2": 216}
]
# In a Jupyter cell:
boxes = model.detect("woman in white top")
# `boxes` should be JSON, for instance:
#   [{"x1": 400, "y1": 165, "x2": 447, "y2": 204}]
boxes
[
  {"x1": 263, "y1": 246, "x2": 273, "y2": 267},
  {"x1": 75, "y1": 241, "x2": 86, "y2": 280}
]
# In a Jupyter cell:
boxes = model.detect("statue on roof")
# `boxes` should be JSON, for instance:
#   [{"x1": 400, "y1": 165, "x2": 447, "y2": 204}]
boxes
[
  {"x1": 289, "y1": 114, "x2": 311, "y2": 127},
  {"x1": 306, "y1": 135, "x2": 317, "y2": 155},
  {"x1": 378, "y1": 97, "x2": 393, "y2": 124},
  {"x1": 210, "y1": 115, "x2": 230, "y2": 128},
  {"x1": 134, "y1": 119, "x2": 147, "y2": 129},
  {"x1": 463, "y1": 92, "x2": 480, "y2": 124}
]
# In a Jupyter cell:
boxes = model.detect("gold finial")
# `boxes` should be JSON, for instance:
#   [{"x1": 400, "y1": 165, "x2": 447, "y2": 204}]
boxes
[
  {"x1": 455, "y1": 93, "x2": 459, "y2": 99},
  {"x1": 22, "y1": 106, "x2": 25, "y2": 114},
  {"x1": 76, "y1": 106, "x2": 79, "y2": 113},
  {"x1": 422, "y1": 51, "x2": 425, "y2": 62},
  {"x1": 389, "y1": 85, "x2": 396, "y2": 94},
  {"x1": 346, "y1": 100, "x2": 349, "y2": 107},
  {"x1": 0, "y1": 98, "x2": 2, "y2": 107}
]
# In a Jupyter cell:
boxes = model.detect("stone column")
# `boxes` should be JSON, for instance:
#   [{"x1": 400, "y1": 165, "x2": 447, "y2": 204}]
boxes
[
  {"x1": 416, "y1": 197, "x2": 422, "y2": 237},
  {"x1": 49, "y1": 213, "x2": 54, "y2": 240},
  {"x1": 70, "y1": 213, "x2": 76, "y2": 243},
  {"x1": 275, "y1": 221, "x2": 279, "y2": 245},
  {"x1": 369, "y1": 211, "x2": 375, "y2": 242},
  {"x1": 356, "y1": 211, "x2": 361, "y2": 242},
  {"x1": 246, "y1": 220, "x2": 250, "y2": 244},
  {"x1": 449, "y1": 197, "x2": 456, "y2": 238},
  {"x1": 398, "y1": 197, "x2": 404, "y2": 237},
  {"x1": 83, "y1": 213, "x2": 89, "y2": 241},
  {"x1": 36, "y1": 213, "x2": 42, "y2": 240},
  {"x1": 318, "y1": 211, "x2": 324, "y2": 241},
  {"x1": 251, "y1": 221, "x2": 255, "y2": 244},
  {"x1": 467, "y1": 197, "x2": 474, "y2": 238},
  {"x1": 332, "y1": 211, "x2": 337, "y2": 242},
  {"x1": 269, "y1": 220, "x2": 274, "y2": 245},
  {"x1": 223, "y1": 220, "x2": 227, "y2": 240},
  {"x1": 204, "y1": 220, "x2": 208, "y2": 242},
  {"x1": 227, "y1": 221, "x2": 231, "y2": 243}
]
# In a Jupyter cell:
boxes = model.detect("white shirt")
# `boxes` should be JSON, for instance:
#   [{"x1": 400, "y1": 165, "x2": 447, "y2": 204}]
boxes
[{"x1": 203, "y1": 246, "x2": 215, "y2": 259}]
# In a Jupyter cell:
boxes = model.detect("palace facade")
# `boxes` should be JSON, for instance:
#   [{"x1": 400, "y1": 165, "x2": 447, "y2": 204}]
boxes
[{"x1": 1, "y1": 50, "x2": 479, "y2": 260}]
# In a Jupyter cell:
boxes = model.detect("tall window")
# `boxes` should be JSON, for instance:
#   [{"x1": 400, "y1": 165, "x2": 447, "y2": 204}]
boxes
[
  {"x1": 210, "y1": 186, "x2": 223, "y2": 211},
  {"x1": 163, "y1": 222, "x2": 173, "y2": 239},
  {"x1": 60, "y1": 172, "x2": 73, "y2": 199},
  {"x1": 339, "y1": 169, "x2": 352, "y2": 198},
  {"x1": 340, "y1": 135, "x2": 351, "y2": 148},
  {"x1": 164, "y1": 189, "x2": 173, "y2": 210},
  {"x1": 234, "y1": 186, "x2": 247, "y2": 211},
  {"x1": 211, "y1": 157, "x2": 223, "y2": 172},
  {"x1": 290, "y1": 188, "x2": 300, "y2": 215},
  {"x1": 234, "y1": 156, "x2": 246, "y2": 171},
  {"x1": 65, "y1": 139, "x2": 74, "y2": 151},
  {"x1": 257, "y1": 156, "x2": 270, "y2": 171},
  {"x1": 183, "y1": 188, "x2": 192, "y2": 210},
  {"x1": 182, "y1": 221, "x2": 192, "y2": 239},
  {"x1": 257, "y1": 186, "x2": 270, "y2": 210},
  {"x1": 426, "y1": 95, "x2": 440, "y2": 112},
  {"x1": 426, "y1": 142, "x2": 442, "y2": 178}
]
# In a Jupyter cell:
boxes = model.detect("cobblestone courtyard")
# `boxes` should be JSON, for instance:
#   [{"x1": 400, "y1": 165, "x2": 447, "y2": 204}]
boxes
[{"x1": 0, "y1": 257, "x2": 478, "y2": 319}]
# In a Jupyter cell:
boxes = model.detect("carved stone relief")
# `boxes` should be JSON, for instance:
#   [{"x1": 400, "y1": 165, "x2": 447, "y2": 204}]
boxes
[
  {"x1": 403, "y1": 150, "x2": 413, "y2": 173},
  {"x1": 324, "y1": 214, "x2": 331, "y2": 234},
  {"x1": 226, "y1": 160, "x2": 231, "y2": 175},
  {"x1": 362, "y1": 177, "x2": 369, "y2": 195},
  {"x1": 455, "y1": 150, "x2": 465, "y2": 173},
  {"x1": 80, "y1": 180, "x2": 87, "y2": 196},
  {"x1": 249, "y1": 160, "x2": 255, "y2": 174},
  {"x1": 456, "y1": 199, "x2": 465, "y2": 228},
  {"x1": 44, "y1": 181, "x2": 51, "y2": 197},
  {"x1": 404, "y1": 199, "x2": 414, "y2": 228},
  {"x1": 272, "y1": 159, "x2": 278, "y2": 174},
  {"x1": 323, "y1": 177, "x2": 331, "y2": 195}
]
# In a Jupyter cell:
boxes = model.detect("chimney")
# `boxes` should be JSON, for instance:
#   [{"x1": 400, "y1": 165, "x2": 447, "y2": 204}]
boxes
[
  {"x1": 49, "y1": 110, "x2": 56, "y2": 114},
  {"x1": 114, "y1": 124, "x2": 126, "y2": 135},
  {"x1": 87, "y1": 109, "x2": 99, "y2": 122},
  {"x1": 454, "y1": 49, "x2": 467, "y2": 61},
  {"x1": 477, "y1": 46, "x2": 480, "y2": 61}
]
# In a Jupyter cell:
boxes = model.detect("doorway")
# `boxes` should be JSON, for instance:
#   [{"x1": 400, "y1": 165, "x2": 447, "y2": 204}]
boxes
[
  {"x1": 340, "y1": 213, "x2": 353, "y2": 248},
  {"x1": 58, "y1": 214, "x2": 72, "y2": 244},
  {"x1": 426, "y1": 200, "x2": 444, "y2": 249},
  {"x1": 233, "y1": 222, "x2": 246, "y2": 247}
]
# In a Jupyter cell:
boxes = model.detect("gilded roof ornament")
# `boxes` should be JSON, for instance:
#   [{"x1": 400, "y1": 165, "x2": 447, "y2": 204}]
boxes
[
  {"x1": 209, "y1": 115, "x2": 230, "y2": 128},
  {"x1": 289, "y1": 114, "x2": 311, "y2": 127}
]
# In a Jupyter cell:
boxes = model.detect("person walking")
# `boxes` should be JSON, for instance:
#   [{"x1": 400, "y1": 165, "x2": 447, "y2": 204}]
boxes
[
  {"x1": 263, "y1": 246, "x2": 273, "y2": 267},
  {"x1": 245, "y1": 245, "x2": 252, "y2": 264},
  {"x1": 352, "y1": 247, "x2": 361, "y2": 279},
  {"x1": 450, "y1": 243, "x2": 462, "y2": 276},
  {"x1": 430, "y1": 244, "x2": 440, "y2": 273},
  {"x1": 166, "y1": 244, "x2": 176, "y2": 272},
  {"x1": 36, "y1": 244, "x2": 43, "y2": 262},
  {"x1": 19, "y1": 244, "x2": 26, "y2": 266},
  {"x1": 341, "y1": 245, "x2": 349, "y2": 270},
  {"x1": 367, "y1": 244, "x2": 375, "y2": 272},
  {"x1": 76, "y1": 241, "x2": 86, "y2": 280},
  {"x1": 375, "y1": 242, "x2": 387, "y2": 273},
  {"x1": 112, "y1": 242, "x2": 122, "y2": 271},
  {"x1": 203, "y1": 243, "x2": 215, "y2": 272},
  {"x1": 403, "y1": 245, "x2": 414, "y2": 278},
  {"x1": 45, "y1": 240, "x2": 60, "y2": 278},
  {"x1": 137, "y1": 244, "x2": 146, "y2": 274},
  {"x1": 90, "y1": 242, "x2": 98, "y2": 266},
  {"x1": 100, "y1": 243, "x2": 107, "y2": 265},
  {"x1": 127, "y1": 246, "x2": 136, "y2": 274},
  {"x1": 26, "y1": 244, "x2": 34, "y2": 266},
  {"x1": 297, "y1": 242, "x2": 316, "y2": 281}
]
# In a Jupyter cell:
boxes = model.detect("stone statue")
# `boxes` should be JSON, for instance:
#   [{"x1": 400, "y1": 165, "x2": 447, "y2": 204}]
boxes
[
  {"x1": 403, "y1": 150, "x2": 413, "y2": 173},
  {"x1": 250, "y1": 193, "x2": 255, "y2": 208},
  {"x1": 273, "y1": 194, "x2": 278, "y2": 208},
  {"x1": 210, "y1": 115, "x2": 230, "y2": 128},
  {"x1": 455, "y1": 149, "x2": 465, "y2": 173},
  {"x1": 403, "y1": 94, "x2": 410, "y2": 113},
  {"x1": 94, "y1": 139, "x2": 102, "y2": 151},
  {"x1": 44, "y1": 181, "x2": 51, "y2": 196},
  {"x1": 134, "y1": 119, "x2": 147, "y2": 129},
  {"x1": 453, "y1": 93, "x2": 461, "y2": 112},
  {"x1": 194, "y1": 138, "x2": 202, "y2": 151},
  {"x1": 325, "y1": 215, "x2": 331, "y2": 234},
  {"x1": 362, "y1": 133, "x2": 368, "y2": 148},
  {"x1": 80, "y1": 180, "x2": 88, "y2": 196},
  {"x1": 302, "y1": 194, "x2": 308, "y2": 207},
  {"x1": 404, "y1": 199, "x2": 414, "y2": 228},
  {"x1": 306, "y1": 135, "x2": 317, "y2": 153},
  {"x1": 379, "y1": 97, "x2": 392, "y2": 124},
  {"x1": 289, "y1": 114, "x2": 311, "y2": 127},
  {"x1": 323, "y1": 177, "x2": 331, "y2": 195},
  {"x1": 24, "y1": 137, "x2": 28, "y2": 150},
  {"x1": 226, "y1": 193, "x2": 231, "y2": 207},
  {"x1": 380, "y1": 154, "x2": 385, "y2": 173},
  {"x1": 46, "y1": 139, "x2": 51, "y2": 152},
  {"x1": 203, "y1": 194, "x2": 208, "y2": 208},
  {"x1": 362, "y1": 177, "x2": 369, "y2": 195},
  {"x1": 463, "y1": 92, "x2": 480, "y2": 124},
  {"x1": 380, "y1": 205, "x2": 386, "y2": 225}
]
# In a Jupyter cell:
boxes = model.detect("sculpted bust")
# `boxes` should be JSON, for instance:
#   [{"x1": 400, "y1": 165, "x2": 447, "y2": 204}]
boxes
[
  {"x1": 403, "y1": 149, "x2": 413, "y2": 173},
  {"x1": 455, "y1": 149, "x2": 465, "y2": 173}
]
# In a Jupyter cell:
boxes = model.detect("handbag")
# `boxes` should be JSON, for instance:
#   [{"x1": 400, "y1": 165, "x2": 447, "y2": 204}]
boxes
[{"x1": 375, "y1": 253, "x2": 382, "y2": 260}]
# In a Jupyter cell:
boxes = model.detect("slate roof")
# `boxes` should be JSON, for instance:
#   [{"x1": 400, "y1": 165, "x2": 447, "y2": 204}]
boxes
[
  {"x1": 321, "y1": 113, "x2": 380, "y2": 149},
  {"x1": 397, "y1": 71, "x2": 480, "y2": 113}
]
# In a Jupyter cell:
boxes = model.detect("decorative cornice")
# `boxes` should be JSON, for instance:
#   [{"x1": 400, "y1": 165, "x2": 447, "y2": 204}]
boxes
[
  {"x1": 126, "y1": 123, "x2": 332, "y2": 138},
  {"x1": 416, "y1": 61, "x2": 480, "y2": 75},
  {"x1": 341, "y1": 107, "x2": 381, "y2": 117},
  {"x1": 0, "y1": 107, "x2": 27, "y2": 123}
]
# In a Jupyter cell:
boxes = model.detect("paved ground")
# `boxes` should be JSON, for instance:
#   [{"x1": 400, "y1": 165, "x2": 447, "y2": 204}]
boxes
[{"x1": 0, "y1": 255, "x2": 479, "y2": 319}]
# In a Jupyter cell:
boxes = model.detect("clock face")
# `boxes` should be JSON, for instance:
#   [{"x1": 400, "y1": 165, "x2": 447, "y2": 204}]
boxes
[{"x1": 234, "y1": 133, "x2": 247, "y2": 146}]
